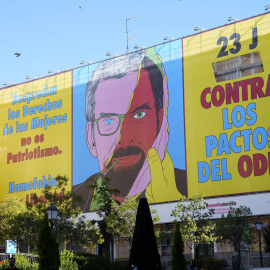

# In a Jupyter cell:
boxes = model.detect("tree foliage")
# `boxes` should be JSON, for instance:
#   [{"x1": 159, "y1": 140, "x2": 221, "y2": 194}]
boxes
[
  {"x1": 11, "y1": 210, "x2": 43, "y2": 251},
  {"x1": 28, "y1": 175, "x2": 82, "y2": 218},
  {"x1": 0, "y1": 195, "x2": 27, "y2": 244},
  {"x1": 38, "y1": 214, "x2": 60, "y2": 270},
  {"x1": 58, "y1": 215, "x2": 103, "y2": 250},
  {"x1": 215, "y1": 206, "x2": 253, "y2": 270},
  {"x1": 29, "y1": 175, "x2": 101, "y2": 249},
  {"x1": 0, "y1": 195, "x2": 42, "y2": 252},
  {"x1": 88, "y1": 175, "x2": 160, "y2": 256},
  {"x1": 171, "y1": 194, "x2": 218, "y2": 250},
  {"x1": 87, "y1": 175, "x2": 120, "y2": 260},
  {"x1": 105, "y1": 196, "x2": 138, "y2": 249},
  {"x1": 0, "y1": 175, "x2": 101, "y2": 252},
  {"x1": 60, "y1": 249, "x2": 79, "y2": 270},
  {"x1": 171, "y1": 223, "x2": 187, "y2": 270},
  {"x1": 105, "y1": 196, "x2": 159, "y2": 249}
]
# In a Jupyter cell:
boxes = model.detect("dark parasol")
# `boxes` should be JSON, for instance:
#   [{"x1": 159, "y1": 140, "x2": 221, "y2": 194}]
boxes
[{"x1": 129, "y1": 197, "x2": 162, "y2": 270}]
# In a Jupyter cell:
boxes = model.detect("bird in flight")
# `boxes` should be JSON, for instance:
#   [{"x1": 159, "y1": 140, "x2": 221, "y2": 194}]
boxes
[
  {"x1": 14, "y1": 53, "x2": 21, "y2": 57},
  {"x1": 79, "y1": 6, "x2": 81, "y2": 9}
]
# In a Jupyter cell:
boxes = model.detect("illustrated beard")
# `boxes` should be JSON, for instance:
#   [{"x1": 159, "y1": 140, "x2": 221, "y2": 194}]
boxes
[{"x1": 106, "y1": 146, "x2": 146, "y2": 197}]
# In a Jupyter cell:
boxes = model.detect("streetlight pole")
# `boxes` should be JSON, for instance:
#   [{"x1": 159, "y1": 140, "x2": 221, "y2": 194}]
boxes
[
  {"x1": 255, "y1": 217, "x2": 263, "y2": 268},
  {"x1": 46, "y1": 203, "x2": 59, "y2": 232},
  {"x1": 258, "y1": 231, "x2": 263, "y2": 267}
]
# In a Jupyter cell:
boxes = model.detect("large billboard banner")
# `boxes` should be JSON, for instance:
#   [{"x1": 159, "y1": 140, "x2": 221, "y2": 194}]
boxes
[
  {"x1": 72, "y1": 41, "x2": 187, "y2": 212},
  {"x1": 0, "y1": 72, "x2": 72, "y2": 203},
  {"x1": 1, "y1": 13, "x2": 270, "y2": 215},
  {"x1": 183, "y1": 13, "x2": 270, "y2": 197}
]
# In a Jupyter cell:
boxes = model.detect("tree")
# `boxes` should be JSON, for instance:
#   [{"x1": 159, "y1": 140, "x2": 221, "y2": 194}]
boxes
[
  {"x1": 171, "y1": 194, "x2": 218, "y2": 258},
  {"x1": 0, "y1": 194, "x2": 46, "y2": 253},
  {"x1": 263, "y1": 222, "x2": 270, "y2": 264},
  {"x1": 88, "y1": 175, "x2": 160, "y2": 258},
  {"x1": 10, "y1": 210, "x2": 43, "y2": 252},
  {"x1": 104, "y1": 196, "x2": 137, "y2": 249},
  {"x1": 172, "y1": 223, "x2": 187, "y2": 270},
  {"x1": 0, "y1": 195, "x2": 26, "y2": 244},
  {"x1": 105, "y1": 196, "x2": 160, "y2": 250},
  {"x1": 29, "y1": 175, "x2": 101, "y2": 249},
  {"x1": 38, "y1": 214, "x2": 60, "y2": 270},
  {"x1": 28, "y1": 175, "x2": 82, "y2": 219},
  {"x1": 59, "y1": 215, "x2": 104, "y2": 251},
  {"x1": 0, "y1": 176, "x2": 101, "y2": 253},
  {"x1": 215, "y1": 206, "x2": 253, "y2": 270},
  {"x1": 87, "y1": 175, "x2": 120, "y2": 260}
]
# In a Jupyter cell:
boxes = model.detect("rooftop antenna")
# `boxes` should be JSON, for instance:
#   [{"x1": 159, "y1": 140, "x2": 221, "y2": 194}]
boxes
[{"x1": 126, "y1": 15, "x2": 140, "y2": 53}]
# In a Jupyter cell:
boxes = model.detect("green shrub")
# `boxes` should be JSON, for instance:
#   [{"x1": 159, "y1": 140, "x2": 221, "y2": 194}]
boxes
[
  {"x1": 0, "y1": 260, "x2": 9, "y2": 269},
  {"x1": 196, "y1": 257, "x2": 227, "y2": 270},
  {"x1": 172, "y1": 223, "x2": 187, "y2": 270},
  {"x1": 15, "y1": 255, "x2": 39, "y2": 270},
  {"x1": 74, "y1": 252, "x2": 109, "y2": 270},
  {"x1": 74, "y1": 252, "x2": 129, "y2": 270},
  {"x1": 110, "y1": 260, "x2": 128, "y2": 270},
  {"x1": 60, "y1": 250, "x2": 78, "y2": 270},
  {"x1": 38, "y1": 215, "x2": 60, "y2": 270},
  {"x1": 0, "y1": 255, "x2": 39, "y2": 270}
]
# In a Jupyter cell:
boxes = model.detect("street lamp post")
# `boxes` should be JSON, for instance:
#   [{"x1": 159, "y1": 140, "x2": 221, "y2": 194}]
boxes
[
  {"x1": 255, "y1": 217, "x2": 263, "y2": 268},
  {"x1": 46, "y1": 203, "x2": 59, "y2": 232}
]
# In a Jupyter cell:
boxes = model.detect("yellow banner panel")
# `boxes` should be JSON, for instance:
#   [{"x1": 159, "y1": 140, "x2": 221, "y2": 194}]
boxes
[
  {"x1": 0, "y1": 72, "x2": 72, "y2": 203},
  {"x1": 183, "y1": 13, "x2": 270, "y2": 197}
]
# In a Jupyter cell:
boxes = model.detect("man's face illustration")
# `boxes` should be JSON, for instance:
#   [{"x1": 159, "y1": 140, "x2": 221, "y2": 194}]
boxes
[
  {"x1": 86, "y1": 72, "x2": 138, "y2": 171},
  {"x1": 87, "y1": 68, "x2": 163, "y2": 197},
  {"x1": 107, "y1": 68, "x2": 163, "y2": 196}
]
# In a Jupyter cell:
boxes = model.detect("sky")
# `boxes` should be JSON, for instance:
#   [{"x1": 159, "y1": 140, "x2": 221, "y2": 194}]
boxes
[{"x1": 0, "y1": 0, "x2": 269, "y2": 87}]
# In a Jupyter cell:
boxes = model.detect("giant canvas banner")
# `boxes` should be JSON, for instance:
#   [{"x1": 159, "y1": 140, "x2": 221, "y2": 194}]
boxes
[
  {"x1": 0, "y1": 72, "x2": 72, "y2": 203},
  {"x1": 1, "y1": 13, "x2": 270, "y2": 214},
  {"x1": 183, "y1": 13, "x2": 270, "y2": 197},
  {"x1": 72, "y1": 41, "x2": 187, "y2": 212}
]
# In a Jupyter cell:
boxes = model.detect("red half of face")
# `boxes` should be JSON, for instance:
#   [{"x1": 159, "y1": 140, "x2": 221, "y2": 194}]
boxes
[{"x1": 110, "y1": 68, "x2": 163, "y2": 171}]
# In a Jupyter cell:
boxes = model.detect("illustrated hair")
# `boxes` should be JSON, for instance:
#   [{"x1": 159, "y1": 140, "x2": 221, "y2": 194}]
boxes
[
  {"x1": 141, "y1": 56, "x2": 163, "y2": 133},
  {"x1": 85, "y1": 49, "x2": 164, "y2": 141}
]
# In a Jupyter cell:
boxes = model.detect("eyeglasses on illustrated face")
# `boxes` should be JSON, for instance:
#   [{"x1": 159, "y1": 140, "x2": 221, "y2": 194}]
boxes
[{"x1": 92, "y1": 114, "x2": 126, "y2": 136}]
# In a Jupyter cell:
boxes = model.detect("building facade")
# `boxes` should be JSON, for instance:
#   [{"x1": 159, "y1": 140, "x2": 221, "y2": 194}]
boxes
[{"x1": 1, "y1": 11, "x2": 270, "y2": 269}]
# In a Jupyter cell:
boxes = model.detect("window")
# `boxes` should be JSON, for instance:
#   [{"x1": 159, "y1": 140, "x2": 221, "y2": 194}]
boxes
[
  {"x1": 212, "y1": 52, "x2": 264, "y2": 82},
  {"x1": 195, "y1": 243, "x2": 214, "y2": 258},
  {"x1": 161, "y1": 234, "x2": 172, "y2": 256}
]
